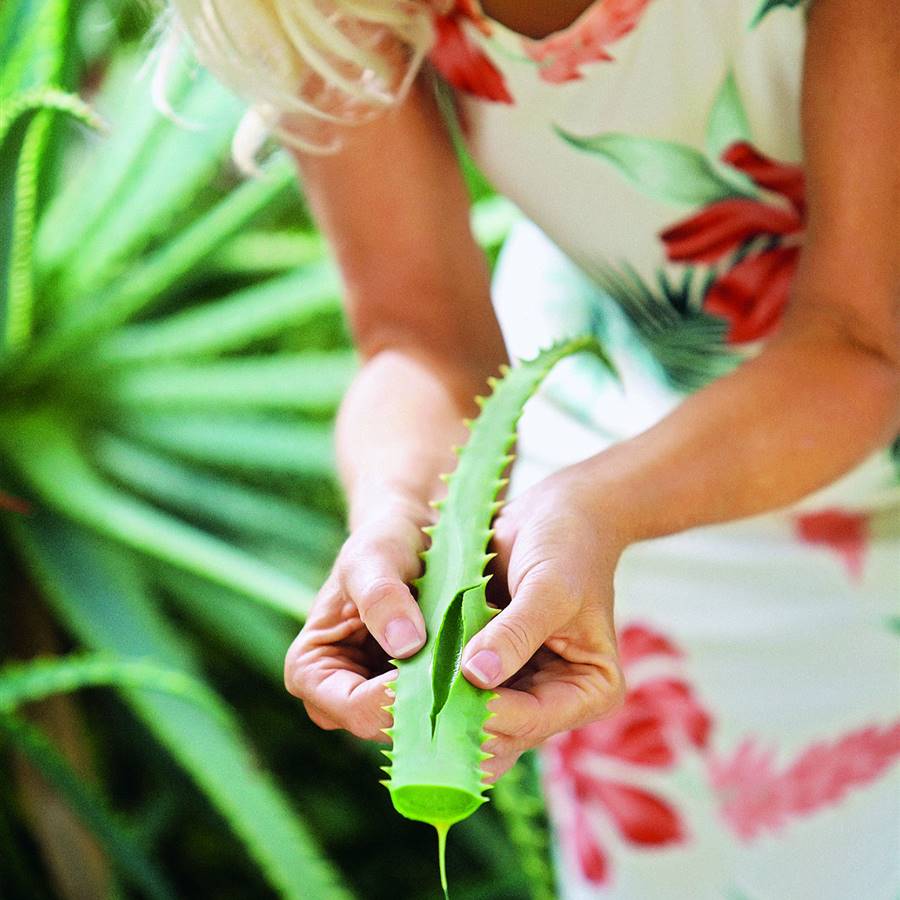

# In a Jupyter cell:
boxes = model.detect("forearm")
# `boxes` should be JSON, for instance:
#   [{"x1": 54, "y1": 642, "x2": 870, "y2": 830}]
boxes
[
  {"x1": 337, "y1": 347, "x2": 497, "y2": 530},
  {"x1": 586, "y1": 321, "x2": 899, "y2": 546}
]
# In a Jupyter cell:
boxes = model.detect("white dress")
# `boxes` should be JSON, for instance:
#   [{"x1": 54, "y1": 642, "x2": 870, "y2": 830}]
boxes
[{"x1": 427, "y1": 1, "x2": 900, "y2": 897}]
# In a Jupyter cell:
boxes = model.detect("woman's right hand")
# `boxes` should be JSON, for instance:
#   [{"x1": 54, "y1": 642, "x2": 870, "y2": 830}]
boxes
[{"x1": 284, "y1": 495, "x2": 431, "y2": 742}]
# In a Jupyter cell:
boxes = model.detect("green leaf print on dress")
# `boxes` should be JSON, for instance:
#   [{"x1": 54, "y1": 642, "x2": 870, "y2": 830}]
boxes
[
  {"x1": 554, "y1": 128, "x2": 756, "y2": 207},
  {"x1": 551, "y1": 71, "x2": 806, "y2": 391},
  {"x1": 751, "y1": 0, "x2": 809, "y2": 28}
]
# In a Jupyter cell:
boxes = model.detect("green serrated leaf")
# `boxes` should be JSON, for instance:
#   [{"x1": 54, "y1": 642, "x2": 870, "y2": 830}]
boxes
[
  {"x1": 554, "y1": 127, "x2": 755, "y2": 206},
  {"x1": 0, "y1": 653, "x2": 220, "y2": 716},
  {"x1": 386, "y1": 337, "x2": 615, "y2": 893},
  {"x1": 1, "y1": 411, "x2": 315, "y2": 618},
  {"x1": 1, "y1": 89, "x2": 104, "y2": 350},
  {"x1": 102, "y1": 351, "x2": 356, "y2": 414},
  {"x1": 11, "y1": 516, "x2": 352, "y2": 899}
]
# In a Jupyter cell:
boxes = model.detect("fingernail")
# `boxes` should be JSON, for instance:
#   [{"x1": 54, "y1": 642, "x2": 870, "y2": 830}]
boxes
[
  {"x1": 384, "y1": 618, "x2": 423, "y2": 657},
  {"x1": 465, "y1": 650, "x2": 501, "y2": 686}
]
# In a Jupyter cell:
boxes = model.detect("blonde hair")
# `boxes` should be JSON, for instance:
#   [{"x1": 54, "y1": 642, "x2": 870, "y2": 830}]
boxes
[{"x1": 162, "y1": 0, "x2": 443, "y2": 166}]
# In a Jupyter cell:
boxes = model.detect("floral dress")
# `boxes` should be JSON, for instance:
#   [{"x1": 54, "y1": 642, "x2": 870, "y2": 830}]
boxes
[{"x1": 428, "y1": 2, "x2": 900, "y2": 898}]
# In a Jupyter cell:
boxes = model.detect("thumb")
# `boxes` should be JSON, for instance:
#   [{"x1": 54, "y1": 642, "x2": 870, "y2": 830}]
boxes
[{"x1": 461, "y1": 571, "x2": 574, "y2": 689}]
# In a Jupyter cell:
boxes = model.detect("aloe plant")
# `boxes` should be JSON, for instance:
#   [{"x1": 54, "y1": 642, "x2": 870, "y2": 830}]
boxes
[
  {"x1": 384, "y1": 337, "x2": 613, "y2": 895},
  {"x1": 0, "y1": 2, "x2": 564, "y2": 896}
]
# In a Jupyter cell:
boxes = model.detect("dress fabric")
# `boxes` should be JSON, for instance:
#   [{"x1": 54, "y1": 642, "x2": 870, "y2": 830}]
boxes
[{"x1": 428, "y1": 2, "x2": 900, "y2": 898}]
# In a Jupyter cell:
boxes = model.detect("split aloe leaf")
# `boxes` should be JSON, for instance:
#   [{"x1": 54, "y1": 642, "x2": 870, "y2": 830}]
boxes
[{"x1": 382, "y1": 335, "x2": 615, "y2": 896}]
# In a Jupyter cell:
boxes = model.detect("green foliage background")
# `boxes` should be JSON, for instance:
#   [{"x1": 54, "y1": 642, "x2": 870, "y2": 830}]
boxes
[{"x1": 0, "y1": 1, "x2": 553, "y2": 898}]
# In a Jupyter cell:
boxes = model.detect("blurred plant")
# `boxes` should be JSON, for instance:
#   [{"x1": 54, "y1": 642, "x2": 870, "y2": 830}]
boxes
[{"x1": 0, "y1": 1, "x2": 536, "y2": 897}]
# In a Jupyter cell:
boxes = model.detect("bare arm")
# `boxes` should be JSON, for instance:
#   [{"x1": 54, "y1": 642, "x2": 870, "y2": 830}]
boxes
[
  {"x1": 285, "y1": 73, "x2": 505, "y2": 704},
  {"x1": 563, "y1": 0, "x2": 900, "y2": 547},
  {"x1": 293, "y1": 75, "x2": 505, "y2": 529},
  {"x1": 452, "y1": 0, "x2": 900, "y2": 767}
]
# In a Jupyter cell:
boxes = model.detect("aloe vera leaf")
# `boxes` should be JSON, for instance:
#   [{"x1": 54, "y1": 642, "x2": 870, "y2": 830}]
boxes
[
  {"x1": 35, "y1": 51, "x2": 195, "y2": 275},
  {"x1": 384, "y1": 336, "x2": 614, "y2": 892},
  {"x1": 11, "y1": 516, "x2": 353, "y2": 899},
  {"x1": 51, "y1": 71, "x2": 246, "y2": 300},
  {"x1": 7, "y1": 157, "x2": 297, "y2": 389},
  {"x1": 204, "y1": 229, "x2": 327, "y2": 276},
  {"x1": 0, "y1": 90, "x2": 104, "y2": 350},
  {"x1": 111, "y1": 411, "x2": 335, "y2": 478},
  {"x1": 0, "y1": 713, "x2": 176, "y2": 900},
  {"x1": 2, "y1": 411, "x2": 315, "y2": 618},
  {"x1": 92, "y1": 434, "x2": 343, "y2": 563},
  {"x1": 90, "y1": 262, "x2": 341, "y2": 366},
  {"x1": 0, "y1": 653, "x2": 220, "y2": 717},
  {"x1": 155, "y1": 568, "x2": 296, "y2": 683},
  {"x1": 0, "y1": 0, "x2": 68, "y2": 98},
  {"x1": 101, "y1": 350, "x2": 356, "y2": 413}
]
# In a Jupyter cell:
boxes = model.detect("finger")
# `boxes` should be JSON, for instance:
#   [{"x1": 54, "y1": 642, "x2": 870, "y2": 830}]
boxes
[
  {"x1": 462, "y1": 571, "x2": 576, "y2": 689},
  {"x1": 313, "y1": 667, "x2": 397, "y2": 743},
  {"x1": 485, "y1": 687, "x2": 541, "y2": 740},
  {"x1": 482, "y1": 747, "x2": 522, "y2": 783},
  {"x1": 509, "y1": 657, "x2": 624, "y2": 746},
  {"x1": 304, "y1": 702, "x2": 341, "y2": 732},
  {"x1": 341, "y1": 550, "x2": 426, "y2": 660}
]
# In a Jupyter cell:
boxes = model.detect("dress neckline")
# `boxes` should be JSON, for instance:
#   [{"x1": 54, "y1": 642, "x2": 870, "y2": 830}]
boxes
[{"x1": 470, "y1": 0, "x2": 605, "y2": 45}]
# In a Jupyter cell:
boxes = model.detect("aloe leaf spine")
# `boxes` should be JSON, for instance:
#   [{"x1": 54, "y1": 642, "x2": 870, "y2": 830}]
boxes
[{"x1": 383, "y1": 335, "x2": 615, "y2": 888}]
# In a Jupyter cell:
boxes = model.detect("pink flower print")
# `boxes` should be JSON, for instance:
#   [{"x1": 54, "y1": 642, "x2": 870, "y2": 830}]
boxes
[
  {"x1": 524, "y1": 0, "x2": 656, "y2": 84},
  {"x1": 710, "y1": 722, "x2": 900, "y2": 840},
  {"x1": 547, "y1": 623, "x2": 712, "y2": 885}
]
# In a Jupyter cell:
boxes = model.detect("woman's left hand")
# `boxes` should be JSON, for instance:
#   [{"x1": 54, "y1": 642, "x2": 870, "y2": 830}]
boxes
[{"x1": 463, "y1": 461, "x2": 626, "y2": 780}]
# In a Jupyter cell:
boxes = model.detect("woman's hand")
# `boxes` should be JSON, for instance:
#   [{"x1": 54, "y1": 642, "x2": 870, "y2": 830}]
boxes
[
  {"x1": 464, "y1": 462, "x2": 625, "y2": 779},
  {"x1": 284, "y1": 494, "x2": 431, "y2": 742},
  {"x1": 285, "y1": 462, "x2": 626, "y2": 781}
]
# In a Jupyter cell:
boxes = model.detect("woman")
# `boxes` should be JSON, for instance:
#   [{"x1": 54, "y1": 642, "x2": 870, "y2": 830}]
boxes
[{"x1": 169, "y1": 1, "x2": 899, "y2": 896}]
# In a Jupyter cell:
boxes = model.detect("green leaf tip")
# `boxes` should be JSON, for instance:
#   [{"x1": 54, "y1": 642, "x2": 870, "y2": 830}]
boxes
[{"x1": 381, "y1": 336, "x2": 610, "y2": 893}]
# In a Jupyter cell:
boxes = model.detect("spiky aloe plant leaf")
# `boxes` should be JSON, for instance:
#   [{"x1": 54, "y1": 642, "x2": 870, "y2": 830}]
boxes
[
  {"x1": 1, "y1": 411, "x2": 316, "y2": 618},
  {"x1": 11, "y1": 515, "x2": 353, "y2": 900},
  {"x1": 0, "y1": 653, "x2": 221, "y2": 716},
  {"x1": 383, "y1": 336, "x2": 614, "y2": 892}
]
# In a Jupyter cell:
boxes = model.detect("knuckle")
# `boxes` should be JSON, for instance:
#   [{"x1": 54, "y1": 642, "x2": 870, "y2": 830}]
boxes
[
  {"x1": 356, "y1": 575, "x2": 405, "y2": 622},
  {"x1": 494, "y1": 614, "x2": 537, "y2": 663}
]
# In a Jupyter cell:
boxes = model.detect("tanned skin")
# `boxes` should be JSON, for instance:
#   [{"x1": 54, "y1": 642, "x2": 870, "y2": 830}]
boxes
[{"x1": 285, "y1": 0, "x2": 900, "y2": 779}]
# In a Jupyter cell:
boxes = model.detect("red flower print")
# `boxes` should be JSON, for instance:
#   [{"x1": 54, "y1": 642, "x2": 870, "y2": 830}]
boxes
[
  {"x1": 709, "y1": 722, "x2": 900, "y2": 840},
  {"x1": 428, "y1": 2, "x2": 513, "y2": 103},
  {"x1": 704, "y1": 244, "x2": 801, "y2": 344},
  {"x1": 546, "y1": 623, "x2": 711, "y2": 885},
  {"x1": 524, "y1": 0, "x2": 656, "y2": 84},
  {"x1": 659, "y1": 141, "x2": 806, "y2": 344},
  {"x1": 794, "y1": 508, "x2": 870, "y2": 581}
]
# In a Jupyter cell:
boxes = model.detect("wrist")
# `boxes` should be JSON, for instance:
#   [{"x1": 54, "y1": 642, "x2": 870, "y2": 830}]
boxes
[
  {"x1": 570, "y1": 446, "x2": 656, "y2": 551},
  {"x1": 348, "y1": 480, "x2": 436, "y2": 532}
]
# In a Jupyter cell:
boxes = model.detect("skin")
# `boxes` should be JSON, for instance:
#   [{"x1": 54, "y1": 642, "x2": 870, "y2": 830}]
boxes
[{"x1": 285, "y1": 0, "x2": 900, "y2": 780}]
